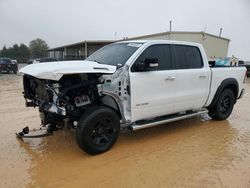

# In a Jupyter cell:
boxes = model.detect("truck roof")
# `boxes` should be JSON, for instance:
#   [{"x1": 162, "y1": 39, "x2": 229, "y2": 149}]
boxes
[{"x1": 118, "y1": 40, "x2": 202, "y2": 48}]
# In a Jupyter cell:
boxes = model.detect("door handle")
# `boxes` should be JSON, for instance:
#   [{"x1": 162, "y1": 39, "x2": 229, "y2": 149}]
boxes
[
  {"x1": 199, "y1": 74, "x2": 207, "y2": 78},
  {"x1": 165, "y1": 76, "x2": 175, "y2": 81}
]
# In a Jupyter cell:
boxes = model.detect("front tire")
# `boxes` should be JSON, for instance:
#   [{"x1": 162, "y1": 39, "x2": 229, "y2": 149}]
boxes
[
  {"x1": 76, "y1": 106, "x2": 120, "y2": 155},
  {"x1": 208, "y1": 89, "x2": 235, "y2": 120}
]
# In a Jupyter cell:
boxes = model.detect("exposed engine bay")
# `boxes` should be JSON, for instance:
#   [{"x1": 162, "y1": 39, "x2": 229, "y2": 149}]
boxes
[{"x1": 22, "y1": 67, "x2": 131, "y2": 134}]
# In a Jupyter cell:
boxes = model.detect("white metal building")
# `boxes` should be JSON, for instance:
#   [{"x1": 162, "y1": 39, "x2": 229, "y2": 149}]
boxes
[
  {"x1": 46, "y1": 40, "x2": 114, "y2": 60},
  {"x1": 47, "y1": 31, "x2": 230, "y2": 60},
  {"x1": 128, "y1": 31, "x2": 230, "y2": 59}
]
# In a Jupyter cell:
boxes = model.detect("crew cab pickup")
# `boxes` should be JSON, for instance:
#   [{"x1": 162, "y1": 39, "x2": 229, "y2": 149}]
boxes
[{"x1": 19, "y1": 40, "x2": 247, "y2": 155}]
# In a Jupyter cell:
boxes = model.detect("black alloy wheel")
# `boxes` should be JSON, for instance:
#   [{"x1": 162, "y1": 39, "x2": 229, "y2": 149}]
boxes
[
  {"x1": 220, "y1": 95, "x2": 231, "y2": 114},
  {"x1": 90, "y1": 118, "x2": 117, "y2": 147},
  {"x1": 208, "y1": 89, "x2": 235, "y2": 120},
  {"x1": 76, "y1": 106, "x2": 120, "y2": 155}
]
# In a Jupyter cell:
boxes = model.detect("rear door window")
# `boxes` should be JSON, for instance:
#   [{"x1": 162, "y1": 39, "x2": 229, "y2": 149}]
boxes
[{"x1": 174, "y1": 45, "x2": 203, "y2": 69}]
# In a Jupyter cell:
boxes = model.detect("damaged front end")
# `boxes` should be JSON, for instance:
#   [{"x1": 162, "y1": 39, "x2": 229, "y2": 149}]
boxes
[
  {"x1": 18, "y1": 65, "x2": 131, "y2": 139},
  {"x1": 23, "y1": 75, "x2": 66, "y2": 115},
  {"x1": 20, "y1": 73, "x2": 104, "y2": 137},
  {"x1": 23, "y1": 73, "x2": 101, "y2": 123}
]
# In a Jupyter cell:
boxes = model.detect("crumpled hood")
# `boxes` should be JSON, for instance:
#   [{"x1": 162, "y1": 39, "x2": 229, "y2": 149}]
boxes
[{"x1": 19, "y1": 60, "x2": 116, "y2": 81}]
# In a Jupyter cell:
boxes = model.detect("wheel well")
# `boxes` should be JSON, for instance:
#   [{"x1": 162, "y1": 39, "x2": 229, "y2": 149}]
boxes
[
  {"x1": 224, "y1": 84, "x2": 238, "y2": 102},
  {"x1": 100, "y1": 95, "x2": 122, "y2": 118},
  {"x1": 209, "y1": 78, "x2": 239, "y2": 108}
]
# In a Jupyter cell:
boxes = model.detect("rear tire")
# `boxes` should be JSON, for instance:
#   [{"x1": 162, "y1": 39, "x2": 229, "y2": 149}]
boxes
[
  {"x1": 76, "y1": 106, "x2": 120, "y2": 155},
  {"x1": 208, "y1": 89, "x2": 235, "y2": 120}
]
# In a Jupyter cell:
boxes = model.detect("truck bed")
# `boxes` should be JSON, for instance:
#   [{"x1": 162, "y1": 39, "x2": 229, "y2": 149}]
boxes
[{"x1": 205, "y1": 66, "x2": 246, "y2": 107}]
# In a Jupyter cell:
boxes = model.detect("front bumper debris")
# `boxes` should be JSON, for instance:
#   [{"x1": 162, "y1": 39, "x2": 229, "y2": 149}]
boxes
[{"x1": 16, "y1": 126, "x2": 53, "y2": 139}]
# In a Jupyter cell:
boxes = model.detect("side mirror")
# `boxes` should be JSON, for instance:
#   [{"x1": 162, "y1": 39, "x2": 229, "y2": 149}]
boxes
[{"x1": 137, "y1": 58, "x2": 159, "y2": 71}]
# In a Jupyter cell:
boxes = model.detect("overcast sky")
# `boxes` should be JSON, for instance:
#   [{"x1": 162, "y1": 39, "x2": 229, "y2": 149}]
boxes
[{"x1": 0, "y1": 0, "x2": 249, "y2": 60}]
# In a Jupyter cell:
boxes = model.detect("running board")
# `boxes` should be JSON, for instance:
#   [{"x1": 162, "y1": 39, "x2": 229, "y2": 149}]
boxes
[{"x1": 131, "y1": 109, "x2": 208, "y2": 131}]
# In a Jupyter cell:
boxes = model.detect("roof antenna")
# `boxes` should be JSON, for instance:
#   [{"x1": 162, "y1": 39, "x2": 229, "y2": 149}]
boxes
[
  {"x1": 219, "y1": 28, "x2": 222, "y2": 37},
  {"x1": 203, "y1": 25, "x2": 206, "y2": 33}
]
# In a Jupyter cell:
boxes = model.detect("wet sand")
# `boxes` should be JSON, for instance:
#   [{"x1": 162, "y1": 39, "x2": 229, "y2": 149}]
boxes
[{"x1": 0, "y1": 74, "x2": 250, "y2": 188}]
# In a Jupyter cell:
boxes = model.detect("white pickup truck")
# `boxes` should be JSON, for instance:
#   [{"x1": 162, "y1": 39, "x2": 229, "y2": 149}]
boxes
[{"x1": 19, "y1": 40, "x2": 247, "y2": 155}]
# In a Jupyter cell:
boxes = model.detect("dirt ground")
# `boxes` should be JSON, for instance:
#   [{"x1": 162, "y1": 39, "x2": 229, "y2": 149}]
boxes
[{"x1": 0, "y1": 73, "x2": 250, "y2": 188}]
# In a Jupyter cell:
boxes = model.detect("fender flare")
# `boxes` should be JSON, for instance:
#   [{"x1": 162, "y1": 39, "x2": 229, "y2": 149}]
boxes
[
  {"x1": 208, "y1": 78, "x2": 239, "y2": 108},
  {"x1": 101, "y1": 95, "x2": 119, "y2": 112},
  {"x1": 100, "y1": 95, "x2": 125, "y2": 121}
]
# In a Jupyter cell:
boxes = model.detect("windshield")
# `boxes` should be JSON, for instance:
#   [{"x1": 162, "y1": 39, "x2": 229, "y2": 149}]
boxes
[
  {"x1": 86, "y1": 43, "x2": 142, "y2": 67},
  {"x1": 0, "y1": 59, "x2": 11, "y2": 64}
]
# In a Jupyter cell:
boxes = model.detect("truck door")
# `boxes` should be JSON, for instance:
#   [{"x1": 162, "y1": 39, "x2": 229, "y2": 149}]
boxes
[
  {"x1": 129, "y1": 44, "x2": 177, "y2": 122},
  {"x1": 173, "y1": 45, "x2": 210, "y2": 112}
]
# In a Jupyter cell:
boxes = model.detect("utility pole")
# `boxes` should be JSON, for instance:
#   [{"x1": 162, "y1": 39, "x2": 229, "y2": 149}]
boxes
[
  {"x1": 203, "y1": 25, "x2": 206, "y2": 33},
  {"x1": 219, "y1": 28, "x2": 222, "y2": 37},
  {"x1": 169, "y1": 20, "x2": 172, "y2": 32}
]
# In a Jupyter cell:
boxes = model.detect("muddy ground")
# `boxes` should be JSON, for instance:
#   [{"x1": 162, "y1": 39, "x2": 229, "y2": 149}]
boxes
[{"x1": 0, "y1": 73, "x2": 250, "y2": 188}]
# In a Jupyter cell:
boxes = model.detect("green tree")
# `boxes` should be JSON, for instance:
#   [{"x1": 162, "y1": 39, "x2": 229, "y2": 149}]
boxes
[
  {"x1": 19, "y1": 44, "x2": 30, "y2": 59},
  {"x1": 0, "y1": 46, "x2": 8, "y2": 57},
  {"x1": 29, "y1": 38, "x2": 49, "y2": 58},
  {"x1": 1, "y1": 45, "x2": 13, "y2": 58},
  {"x1": 12, "y1": 44, "x2": 19, "y2": 58},
  {"x1": 0, "y1": 44, "x2": 30, "y2": 63}
]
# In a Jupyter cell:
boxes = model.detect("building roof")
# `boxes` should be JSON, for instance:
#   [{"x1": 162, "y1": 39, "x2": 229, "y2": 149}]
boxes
[
  {"x1": 126, "y1": 31, "x2": 230, "y2": 42},
  {"x1": 47, "y1": 40, "x2": 114, "y2": 51}
]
